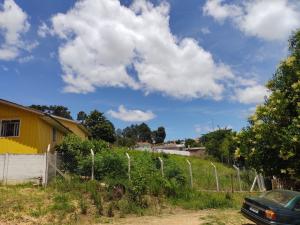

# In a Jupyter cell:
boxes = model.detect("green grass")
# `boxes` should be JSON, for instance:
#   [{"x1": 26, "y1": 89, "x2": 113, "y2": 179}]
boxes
[{"x1": 115, "y1": 148, "x2": 256, "y2": 192}]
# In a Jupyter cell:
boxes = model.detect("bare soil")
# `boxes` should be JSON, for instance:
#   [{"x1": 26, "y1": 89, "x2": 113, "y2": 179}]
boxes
[{"x1": 95, "y1": 209, "x2": 255, "y2": 225}]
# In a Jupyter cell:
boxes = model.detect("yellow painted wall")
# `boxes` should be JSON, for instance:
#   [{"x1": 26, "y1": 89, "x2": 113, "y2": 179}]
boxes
[
  {"x1": 0, "y1": 138, "x2": 38, "y2": 154},
  {"x1": 0, "y1": 103, "x2": 65, "y2": 154},
  {"x1": 57, "y1": 119, "x2": 88, "y2": 140}
]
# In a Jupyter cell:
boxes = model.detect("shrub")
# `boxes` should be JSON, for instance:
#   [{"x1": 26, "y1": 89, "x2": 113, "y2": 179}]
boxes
[{"x1": 56, "y1": 134, "x2": 110, "y2": 174}]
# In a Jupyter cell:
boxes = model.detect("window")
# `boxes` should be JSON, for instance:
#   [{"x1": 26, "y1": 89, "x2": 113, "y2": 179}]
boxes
[
  {"x1": 294, "y1": 201, "x2": 300, "y2": 211},
  {"x1": 0, "y1": 120, "x2": 20, "y2": 137},
  {"x1": 52, "y1": 128, "x2": 57, "y2": 142}
]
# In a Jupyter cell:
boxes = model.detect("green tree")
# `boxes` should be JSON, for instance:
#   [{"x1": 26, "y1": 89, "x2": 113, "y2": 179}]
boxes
[
  {"x1": 137, "y1": 123, "x2": 152, "y2": 143},
  {"x1": 237, "y1": 30, "x2": 300, "y2": 179},
  {"x1": 77, "y1": 111, "x2": 87, "y2": 123},
  {"x1": 200, "y1": 129, "x2": 235, "y2": 162},
  {"x1": 29, "y1": 105, "x2": 73, "y2": 119},
  {"x1": 152, "y1": 126, "x2": 166, "y2": 144},
  {"x1": 85, "y1": 110, "x2": 116, "y2": 143}
]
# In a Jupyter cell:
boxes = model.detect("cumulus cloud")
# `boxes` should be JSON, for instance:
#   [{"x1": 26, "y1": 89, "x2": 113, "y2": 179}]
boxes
[
  {"x1": 47, "y1": 0, "x2": 234, "y2": 99},
  {"x1": 233, "y1": 84, "x2": 269, "y2": 104},
  {"x1": 107, "y1": 105, "x2": 156, "y2": 122},
  {"x1": 203, "y1": 0, "x2": 300, "y2": 41},
  {"x1": 37, "y1": 22, "x2": 54, "y2": 38},
  {"x1": 203, "y1": 0, "x2": 242, "y2": 22},
  {"x1": 0, "y1": 0, "x2": 32, "y2": 60}
]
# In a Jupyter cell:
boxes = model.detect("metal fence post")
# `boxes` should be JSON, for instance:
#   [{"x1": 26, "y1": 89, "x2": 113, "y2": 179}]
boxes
[
  {"x1": 158, "y1": 157, "x2": 164, "y2": 177},
  {"x1": 233, "y1": 165, "x2": 242, "y2": 192},
  {"x1": 186, "y1": 159, "x2": 193, "y2": 188},
  {"x1": 125, "y1": 152, "x2": 131, "y2": 181},
  {"x1": 90, "y1": 149, "x2": 94, "y2": 180},
  {"x1": 211, "y1": 162, "x2": 219, "y2": 192}
]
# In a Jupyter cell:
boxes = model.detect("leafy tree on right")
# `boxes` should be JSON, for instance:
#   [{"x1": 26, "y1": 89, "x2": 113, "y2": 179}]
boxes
[{"x1": 236, "y1": 31, "x2": 300, "y2": 180}]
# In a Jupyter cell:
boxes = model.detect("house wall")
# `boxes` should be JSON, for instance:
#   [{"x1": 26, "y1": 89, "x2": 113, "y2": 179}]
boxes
[{"x1": 0, "y1": 103, "x2": 64, "y2": 154}]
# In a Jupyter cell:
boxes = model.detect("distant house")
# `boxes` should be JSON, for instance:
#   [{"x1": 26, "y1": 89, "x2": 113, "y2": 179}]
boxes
[
  {"x1": 0, "y1": 99, "x2": 90, "y2": 154},
  {"x1": 186, "y1": 147, "x2": 206, "y2": 157}
]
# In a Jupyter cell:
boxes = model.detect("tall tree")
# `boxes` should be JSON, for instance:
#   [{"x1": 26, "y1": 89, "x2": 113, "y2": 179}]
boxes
[
  {"x1": 77, "y1": 111, "x2": 87, "y2": 123},
  {"x1": 237, "y1": 30, "x2": 300, "y2": 179},
  {"x1": 152, "y1": 126, "x2": 166, "y2": 144},
  {"x1": 29, "y1": 105, "x2": 73, "y2": 119},
  {"x1": 85, "y1": 110, "x2": 116, "y2": 143},
  {"x1": 200, "y1": 128, "x2": 235, "y2": 162},
  {"x1": 137, "y1": 123, "x2": 152, "y2": 143}
]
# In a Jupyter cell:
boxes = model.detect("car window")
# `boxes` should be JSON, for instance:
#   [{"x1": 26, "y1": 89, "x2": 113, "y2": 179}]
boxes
[
  {"x1": 262, "y1": 191, "x2": 298, "y2": 205},
  {"x1": 294, "y1": 201, "x2": 300, "y2": 212}
]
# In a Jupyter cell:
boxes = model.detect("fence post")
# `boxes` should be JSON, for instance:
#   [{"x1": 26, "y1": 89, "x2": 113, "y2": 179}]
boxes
[
  {"x1": 250, "y1": 175, "x2": 257, "y2": 192},
  {"x1": 54, "y1": 151, "x2": 57, "y2": 179},
  {"x1": 158, "y1": 157, "x2": 164, "y2": 177},
  {"x1": 186, "y1": 159, "x2": 193, "y2": 188},
  {"x1": 259, "y1": 174, "x2": 266, "y2": 191},
  {"x1": 233, "y1": 165, "x2": 242, "y2": 192},
  {"x1": 125, "y1": 152, "x2": 131, "y2": 181},
  {"x1": 44, "y1": 144, "x2": 50, "y2": 187},
  {"x1": 230, "y1": 174, "x2": 234, "y2": 193},
  {"x1": 211, "y1": 162, "x2": 219, "y2": 192},
  {"x1": 90, "y1": 149, "x2": 94, "y2": 181}
]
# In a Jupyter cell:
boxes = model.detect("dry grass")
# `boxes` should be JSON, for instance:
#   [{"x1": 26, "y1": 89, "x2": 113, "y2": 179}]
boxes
[{"x1": 0, "y1": 183, "x2": 255, "y2": 225}]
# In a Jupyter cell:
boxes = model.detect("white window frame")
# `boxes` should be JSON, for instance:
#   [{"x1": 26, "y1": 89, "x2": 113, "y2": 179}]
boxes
[{"x1": 0, "y1": 118, "x2": 21, "y2": 138}]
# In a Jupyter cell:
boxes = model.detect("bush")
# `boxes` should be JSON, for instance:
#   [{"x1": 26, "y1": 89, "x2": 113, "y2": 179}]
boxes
[{"x1": 56, "y1": 134, "x2": 110, "y2": 174}]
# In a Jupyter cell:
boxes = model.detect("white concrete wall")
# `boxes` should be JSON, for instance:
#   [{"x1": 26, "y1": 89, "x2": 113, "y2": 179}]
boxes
[
  {"x1": 135, "y1": 147, "x2": 191, "y2": 156},
  {"x1": 0, "y1": 154, "x2": 46, "y2": 184},
  {"x1": 0, "y1": 154, "x2": 5, "y2": 182}
]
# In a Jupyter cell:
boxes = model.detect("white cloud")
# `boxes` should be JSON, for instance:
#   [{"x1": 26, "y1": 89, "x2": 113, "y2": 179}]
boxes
[
  {"x1": 203, "y1": 0, "x2": 242, "y2": 22},
  {"x1": 107, "y1": 105, "x2": 155, "y2": 122},
  {"x1": 203, "y1": 0, "x2": 300, "y2": 41},
  {"x1": 0, "y1": 0, "x2": 31, "y2": 60},
  {"x1": 37, "y1": 22, "x2": 54, "y2": 38},
  {"x1": 18, "y1": 55, "x2": 34, "y2": 63},
  {"x1": 233, "y1": 84, "x2": 269, "y2": 104},
  {"x1": 201, "y1": 27, "x2": 211, "y2": 34},
  {"x1": 49, "y1": 0, "x2": 234, "y2": 99}
]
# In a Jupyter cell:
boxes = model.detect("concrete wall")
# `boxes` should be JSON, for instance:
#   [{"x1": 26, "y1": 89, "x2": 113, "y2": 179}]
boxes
[
  {"x1": 135, "y1": 147, "x2": 191, "y2": 156},
  {"x1": 0, "y1": 153, "x2": 49, "y2": 184}
]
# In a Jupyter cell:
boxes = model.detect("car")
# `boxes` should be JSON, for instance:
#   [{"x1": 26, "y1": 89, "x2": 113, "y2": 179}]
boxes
[{"x1": 241, "y1": 190, "x2": 300, "y2": 225}]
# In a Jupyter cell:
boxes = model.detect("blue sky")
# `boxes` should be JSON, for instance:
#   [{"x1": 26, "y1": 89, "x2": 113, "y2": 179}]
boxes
[{"x1": 0, "y1": 0, "x2": 299, "y2": 140}]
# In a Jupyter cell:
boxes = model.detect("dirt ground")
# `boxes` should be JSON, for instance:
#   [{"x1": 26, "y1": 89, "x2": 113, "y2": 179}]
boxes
[{"x1": 95, "y1": 209, "x2": 255, "y2": 225}]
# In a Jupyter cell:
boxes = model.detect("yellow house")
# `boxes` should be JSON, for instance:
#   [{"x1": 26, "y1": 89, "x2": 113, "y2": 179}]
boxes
[{"x1": 0, "y1": 99, "x2": 90, "y2": 154}]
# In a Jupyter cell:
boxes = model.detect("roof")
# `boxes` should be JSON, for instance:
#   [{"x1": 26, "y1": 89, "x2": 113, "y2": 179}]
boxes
[
  {"x1": 0, "y1": 98, "x2": 90, "y2": 136},
  {"x1": 51, "y1": 114, "x2": 90, "y2": 136}
]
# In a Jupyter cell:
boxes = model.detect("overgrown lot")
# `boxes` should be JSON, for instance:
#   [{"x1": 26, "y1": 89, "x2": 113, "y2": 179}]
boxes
[
  {"x1": 0, "y1": 135, "x2": 258, "y2": 224},
  {"x1": 0, "y1": 181, "x2": 254, "y2": 225}
]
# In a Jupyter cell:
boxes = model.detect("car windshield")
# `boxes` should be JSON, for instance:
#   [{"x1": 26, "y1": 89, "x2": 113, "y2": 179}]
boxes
[{"x1": 261, "y1": 191, "x2": 298, "y2": 205}]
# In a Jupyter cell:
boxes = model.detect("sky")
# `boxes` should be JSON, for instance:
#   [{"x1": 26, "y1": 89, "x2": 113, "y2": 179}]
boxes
[{"x1": 0, "y1": 0, "x2": 299, "y2": 140}]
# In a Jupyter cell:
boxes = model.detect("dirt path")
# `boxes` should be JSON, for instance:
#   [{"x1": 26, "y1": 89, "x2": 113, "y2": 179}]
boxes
[{"x1": 96, "y1": 209, "x2": 255, "y2": 225}]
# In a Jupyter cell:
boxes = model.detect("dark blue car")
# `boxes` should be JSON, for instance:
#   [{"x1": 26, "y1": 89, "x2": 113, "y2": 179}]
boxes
[{"x1": 241, "y1": 190, "x2": 300, "y2": 225}]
